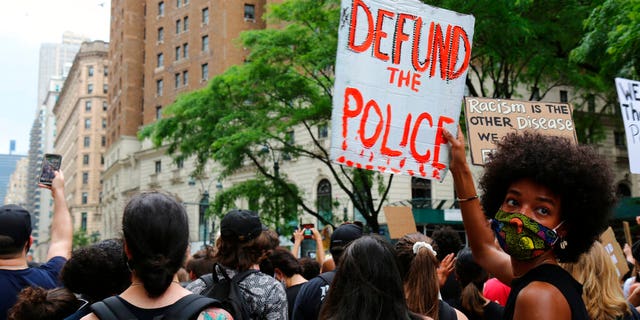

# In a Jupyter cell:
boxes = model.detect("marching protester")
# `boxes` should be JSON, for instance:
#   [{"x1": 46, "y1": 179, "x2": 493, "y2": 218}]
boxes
[{"x1": 443, "y1": 128, "x2": 615, "y2": 320}]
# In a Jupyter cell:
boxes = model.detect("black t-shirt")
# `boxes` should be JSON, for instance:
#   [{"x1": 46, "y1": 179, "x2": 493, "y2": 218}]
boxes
[
  {"x1": 504, "y1": 264, "x2": 588, "y2": 320},
  {"x1": 286, "y1": 283, "x2": 305, "y2": 320},
  {"x1": 292, "y1": 270, "x2": 336, "y2": 320}
]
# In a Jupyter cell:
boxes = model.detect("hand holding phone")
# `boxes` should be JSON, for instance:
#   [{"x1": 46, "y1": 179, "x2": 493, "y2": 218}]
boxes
[
  {"x1": 39, "y1": 154, "x2": 62, "y2": 186},
  {"x1": 302, "y1": 223, "x2": 314, "y2": 239}
]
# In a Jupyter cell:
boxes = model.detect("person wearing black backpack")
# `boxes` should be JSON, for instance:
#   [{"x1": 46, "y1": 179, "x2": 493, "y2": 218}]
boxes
[
  {"x1": 186, "y1": 209, "x2": 287, "y2": 320},
  {"x1": 82, "y1": 192, "x2": 232, "y2": 320}
]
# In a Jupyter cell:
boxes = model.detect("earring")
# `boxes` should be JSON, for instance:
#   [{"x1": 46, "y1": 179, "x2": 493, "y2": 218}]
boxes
[
  {"x1": 126, "y1": 260, "x2": 133, "y2": 272},
  {"x1": 559, "y1": 239, "x2": 567, "y2": 249}
]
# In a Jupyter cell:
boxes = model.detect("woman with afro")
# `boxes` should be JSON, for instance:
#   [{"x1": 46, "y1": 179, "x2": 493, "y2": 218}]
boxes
[{"x1": 443, "y1": 128, "x2": 615, "y2": 320}]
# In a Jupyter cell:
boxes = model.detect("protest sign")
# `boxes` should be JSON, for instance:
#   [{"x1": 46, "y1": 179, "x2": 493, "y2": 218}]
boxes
[
  {"x1": 464, "y1": 97, "x2": 577, "y2": 165},
  {"x1": 615, "y1": 78, "x2": 640, "y2": 173},
  {"x1": 600, "y1": 226, "x2": 630, "y2": 280},
  {"x1": 330, "y1": 0, "x2": 475, "y2": 181},
  {"x1": 383, "y1": 206, "x2": 417, "y2": 239}
]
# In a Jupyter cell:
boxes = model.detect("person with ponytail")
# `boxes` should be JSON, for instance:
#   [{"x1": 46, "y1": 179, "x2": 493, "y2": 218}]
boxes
[
  {"x1": 454, "y1": 247, "x2": 503, "y2": 320},
  {"x1": 82, "y1": 191, "x2": 231, "y2": 320},
  {"x1": 395, "y1": 233, "x2": 468, "y2": 320}
]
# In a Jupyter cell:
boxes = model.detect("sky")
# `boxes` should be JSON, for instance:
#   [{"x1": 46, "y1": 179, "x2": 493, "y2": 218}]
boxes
[{"x1": 0, "y1": 0, "x2": 111, "y2": 155}]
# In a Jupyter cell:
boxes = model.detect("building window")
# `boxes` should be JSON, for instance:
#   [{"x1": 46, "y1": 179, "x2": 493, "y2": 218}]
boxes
[
  {"x1": 184, "y1": 0, "x2": 189, "y2": 4},
  {"x1": 244, "y1": 4, "x2": 255, "y2": 20},
  {"x1": 183, "y1": 43, "x2": 188, "y2": 58},
  {"x1": 176, "y1": 0, "x2": 181, "y2": 7},
  {"x1": 317, "y1": 179, "x2": 332, "y2": 228},
  {"x1": 103, "y1": 84, "x2": 108, "y2": 94},
  {"x1": 102, "y1": 118, "x2": 107, "y2": 129},
  {"x1": 202, "y1": 35, "x2": 209, "y2": 52},
  {"x1": 587, "y1": 94, "x2": 596, "y2": 113},
  {"x1": 559, "y1": 90, "x2": 568, "y2": 103},
  {"x1": 158, "y1": 1, "x2": 165, "y2": 16},
  {"x1": 614, "y1": 131, "x2": 626, "y2": 147},
  {"x1": 175, "y1": 46, "x2": 181, "y2": 61},
  {"x1": 155, "y1": 160, "x2": 162, "y2": 173},
  {"x1": 102, "y1": 100, "x2": 108, "y2": 111},
  {"x1": 157, "y1": 27, "x2": 164, "y2": 42},
  {"x1": 177, "y1": 158, "x2": 184, "y2": 169},
  {"x1": 81, "y1": 212, "x2": 87, "y2": 231},
  {"x1": 183, "y1": 16, "x2": 189, "y2": 31},
  {"x1": 82, "y1": 172, "x2": 89, "y2": 184},
  {"x1": 103, "y1": 66, "x2": 108, "y2": 77},
  {"x1": 87, "y1": 84, "x2": 94, "y2": 94},
  {"x1": 101, "y1": 155, "x2": 104, "y2": 165},
  {"x1": 175, "y1": 19, "x2": 181, "y2": 34},
  {"x1": 183, "y1": 70, "x2": 188, "y2": 86},
  {"x1": 201, "y1": 63, "x2": 208, "y2": 80},
  {"x1": 82, "y1": 192, "x2": 88, "y2": 204},
  {"x1": 101, "y1": 136, "x2": 106, "y2": 147},
  {"x1": 175, "y1": 73, "x2": 180, "y2": 88},
  {"x1": 202, "y1": 7, "x2": 209, "y2": 24},
  {"x1": 318, "y1": 124, "x2": 328, "y2": 138},
  {"x1": 157, "y1": 53, "x2": 164, "y2": 68},
  {"x1": 84, "y1": 136, "x2": 91, "y2": 147},
  {"x1": 85, "y1": 118, "x2": 91, "y2": 129},
  {"x1": 85, "y1": 100, "x2": 92, "y2": 112},
  {"x1": 411, "y1": 177, "x2": 432, "y2": 200},
  {"x1": 156, "y1": 79, "x2": 163, "y2": 96},
  {"x1": 156, "y1": 106, "x2": 162, "y2": 119},
  {"x1": 88, "y1": 66, "x2": 94, "y2": 77},
  {"x1": 83, "y1": 154, "x2": 90, "y2": 165}
]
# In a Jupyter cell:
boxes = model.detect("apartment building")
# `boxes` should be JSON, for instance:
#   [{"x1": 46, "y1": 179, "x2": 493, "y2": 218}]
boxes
[
  {"x1": 53, "y1": 41, "x2": 109, "y2": 240},
  {"x1": 102, "y1": 0, "x2": 269, "y2": 240}
]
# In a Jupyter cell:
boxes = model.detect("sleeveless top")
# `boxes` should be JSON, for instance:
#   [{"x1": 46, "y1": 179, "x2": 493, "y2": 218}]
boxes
[
  {"x1": 116, "y1": 296, "x2": 171, "y2": 319},
  {"x1": 504, "y1": 264, "x2": 588, "y2": 320}
]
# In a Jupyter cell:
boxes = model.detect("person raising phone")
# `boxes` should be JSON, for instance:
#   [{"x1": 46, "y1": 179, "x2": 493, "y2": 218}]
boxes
[{"x1": 0, "y1": 170, "x2": 73, "y2": 320}]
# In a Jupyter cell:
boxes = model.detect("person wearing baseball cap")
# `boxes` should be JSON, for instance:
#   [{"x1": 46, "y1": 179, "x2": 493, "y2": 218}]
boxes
[
  {"x1": 292, "y1": 222, "x2": 364, "y2": 320},
  {"x1": 0, "y1": 171, "x2": 72, "y2": 320},
  {"x1": 186, "y1": 209, "x2": 287, "y2": 319}
]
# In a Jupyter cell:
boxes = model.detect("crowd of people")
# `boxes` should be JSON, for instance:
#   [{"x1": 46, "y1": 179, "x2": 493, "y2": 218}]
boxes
[{"x1": 1, "y1": 130, "x2": 639, "y2": 320}]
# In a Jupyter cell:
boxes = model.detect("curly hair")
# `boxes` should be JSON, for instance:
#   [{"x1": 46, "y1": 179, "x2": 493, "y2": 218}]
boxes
[
  {"x1": 479, "y1": 132, "x2": 615, "y2": 263},
  {"x1": 8, "y1": 287, "x2": 81, "y2": 320},
  {"x1": 431, "y1": 225, "x2": 463, "y2": 261},
  {"x1": 61, "y1": 239, "x2": 131, "y2": 302}
]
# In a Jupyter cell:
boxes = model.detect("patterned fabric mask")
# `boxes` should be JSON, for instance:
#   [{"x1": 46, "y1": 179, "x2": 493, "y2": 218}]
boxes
[{"x1": 491, "y1": 210, "x2": 563, "y2": 261}]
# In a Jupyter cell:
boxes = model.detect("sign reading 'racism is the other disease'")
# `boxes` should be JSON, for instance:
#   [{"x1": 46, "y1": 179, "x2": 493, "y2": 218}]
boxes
[
  {"x1": 330, "y1": 0, "x2": 475, "y2": 182},
  {"x1": 615, "y1": 78, "x2": 640, "y2": 174}
]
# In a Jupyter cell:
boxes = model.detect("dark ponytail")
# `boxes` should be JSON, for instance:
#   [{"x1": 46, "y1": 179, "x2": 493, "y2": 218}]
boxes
[{"x1": 123, "y1": 192, "x2": 189, "y2": 298}]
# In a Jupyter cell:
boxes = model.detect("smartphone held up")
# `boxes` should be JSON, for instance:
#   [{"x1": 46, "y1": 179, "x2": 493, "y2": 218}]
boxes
[{"x1": 39, "y1": 153, "x2": 62, "y2": 186}]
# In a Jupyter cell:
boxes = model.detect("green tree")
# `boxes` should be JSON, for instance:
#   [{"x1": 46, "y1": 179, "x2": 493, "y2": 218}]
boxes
[
  {"x1": 72, "y1": 229, "x2": 91, "y2": 249},
  {"x1": 141, "y1": 0, "x2": 392, "y2": 232}
]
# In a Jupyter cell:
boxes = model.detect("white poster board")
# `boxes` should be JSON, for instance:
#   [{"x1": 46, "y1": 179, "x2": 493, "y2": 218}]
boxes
[
  {"x1": 330, "y1": 0, "x2": 475, "y2": 181},
  {"x1": 615, "y1": 78, "x2": 640, "y2": 173}
]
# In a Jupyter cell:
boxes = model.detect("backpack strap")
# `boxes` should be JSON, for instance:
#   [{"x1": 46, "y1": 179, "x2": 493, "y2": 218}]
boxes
[
  {"x1": 162, "y1": 294, "x2": 222, "y2": 320},
  {"x1": 91, "y1": 296, "x2": 137, "y2": 320},
  {"x1": 317, "y1": 271, "x2": 335, "y2": 286}
]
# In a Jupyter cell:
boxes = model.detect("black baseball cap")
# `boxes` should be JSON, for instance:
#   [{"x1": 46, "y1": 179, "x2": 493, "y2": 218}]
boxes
[
  {"x1": 330, "y1": 223, "x2": 363, "y2": 250},
  {"x1": 0, "y1": 205, "x2": 32, "y2": 248},
  {"x1": 220, "y1": 209, "x2": 267, "y2": 242}
]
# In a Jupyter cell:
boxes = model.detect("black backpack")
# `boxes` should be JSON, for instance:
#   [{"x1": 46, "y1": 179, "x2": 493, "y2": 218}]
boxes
[
  {"x1": 90, "y1": 293, "x2": 221, "y2": 320},
  {"x1": 199, "y1": 263, "x2": 258, "y2": 320}
]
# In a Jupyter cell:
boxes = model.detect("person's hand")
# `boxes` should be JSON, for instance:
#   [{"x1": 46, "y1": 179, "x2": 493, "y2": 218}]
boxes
[
  {"x1": 441, "y1": 126, "x2": 467, "y2": 174},
  {"x1": 39, "y1": 170, "x2": 64, "y2": 196},
  {"x1": 293, "y1": 229, "x2": 303, "y2": 244},
  {"x1": 629, "y1": 282, "x2": 640, "y2": 306},
  {"x1": 311, "y1": 228, "x2": 322, "y2": 241},
  {"x1": 437, "y1": 253, "x2": 456, "y2": 287},
  {"x1": 625, "y1": 243, "x2": 635, "y2": 265}
]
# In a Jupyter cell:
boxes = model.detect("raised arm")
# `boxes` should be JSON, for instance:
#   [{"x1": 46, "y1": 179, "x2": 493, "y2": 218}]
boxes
[
  {"x1": 311, "y1": 228, "x2": 325, "y2": 264},
  {"x1": 291, "y1": 229, "x2": 303, "y2": 258},
  {"x1": 40, "y1": 171, "x2": 73, "y2": 260},
  {"x1": 443, "y1": 127, "x2": 514, "y2": 284}
]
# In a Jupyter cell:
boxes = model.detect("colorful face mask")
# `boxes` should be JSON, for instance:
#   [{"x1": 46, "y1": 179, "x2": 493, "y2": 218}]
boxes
[{"x1": 491, "y1": 210, "x2": 563, "y2": 261}]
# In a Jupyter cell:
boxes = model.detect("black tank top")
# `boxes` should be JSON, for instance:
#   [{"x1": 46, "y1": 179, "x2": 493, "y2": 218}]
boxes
[
  {"x1": 115, "y1": 296, "x2": 172, "y2": 319},
  {"x1": 503, "y1": 264, "x2": 589, "y2": 320}
]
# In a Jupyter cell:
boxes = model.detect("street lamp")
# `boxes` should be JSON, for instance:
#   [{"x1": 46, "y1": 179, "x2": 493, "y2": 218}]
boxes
[{"x1": 189, "y1": 174, "x2": 220, "y2": 246}]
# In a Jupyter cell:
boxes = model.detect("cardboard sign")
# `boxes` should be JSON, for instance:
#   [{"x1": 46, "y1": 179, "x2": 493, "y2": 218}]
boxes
[
  {"x1": 600, "y1": 226, "x2": 630, "y2": 280},
  {"x1": 383, "y1": 206, "x2": 417, "y2": 239},
  {"x1": 615, "y1": 78, "x2": 640, "y2": 173},
  {"x1": 464, "y1": 97, "x2": 578, "y2": 165},
  {"x1": 330, "y1": 0, "x2": 475, "y2": 181}
]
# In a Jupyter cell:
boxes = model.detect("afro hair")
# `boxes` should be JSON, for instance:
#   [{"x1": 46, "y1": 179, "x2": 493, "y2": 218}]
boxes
[{"x1": 479, "y1": 132, "x2": 615, "y2": 263}]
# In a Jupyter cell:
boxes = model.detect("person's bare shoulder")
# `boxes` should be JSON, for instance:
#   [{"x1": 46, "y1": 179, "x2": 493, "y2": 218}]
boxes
[
  {"x1": 514, "y1": 281, "x2": 570, "y2": 320},
  {"x1": 196, "y1": 307, "x2": 233, "y2": 320},
  {"x1": 80, "y1": 313, "x2": 99, "y2": 320}
]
